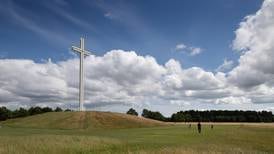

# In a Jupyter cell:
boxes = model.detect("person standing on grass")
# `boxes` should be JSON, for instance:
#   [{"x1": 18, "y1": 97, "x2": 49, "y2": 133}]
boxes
[{"x1": 197, "y1": 122, "x2": 201, "y2": 133}]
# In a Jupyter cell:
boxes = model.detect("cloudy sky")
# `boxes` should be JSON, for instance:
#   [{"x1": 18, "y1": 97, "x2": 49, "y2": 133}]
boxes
[{"x1": 0, "y1": 0, "x2": 274, "y2": 116}]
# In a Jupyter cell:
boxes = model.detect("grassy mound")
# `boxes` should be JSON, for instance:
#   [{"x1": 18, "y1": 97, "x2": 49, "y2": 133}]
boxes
[{"x1": 1, "y1": 111, "x2": 166, "y2": 129}]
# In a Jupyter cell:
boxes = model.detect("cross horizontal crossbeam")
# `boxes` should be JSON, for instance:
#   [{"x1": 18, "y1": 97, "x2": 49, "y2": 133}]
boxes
[{"x1": 72, "y1": 46, "x2": 91, "y2": 56}]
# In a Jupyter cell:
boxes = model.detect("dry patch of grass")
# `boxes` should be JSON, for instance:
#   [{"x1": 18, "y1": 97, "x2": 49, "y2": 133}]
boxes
[
  {"x1": 1, "y1": 111, "x2": 166, "y2": 130},
  {"x1": 90, "y1": 111, "x2": 166, "y2": 129}
]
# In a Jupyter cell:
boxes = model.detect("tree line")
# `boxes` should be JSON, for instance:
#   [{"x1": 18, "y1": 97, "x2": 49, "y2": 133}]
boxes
[
  {"x1": 170, "y1": 110, "x2": 273, "y2": 122},
  {"x1": 0, "y1": 106, "x2": 72, "y2": 121},
  {"x1": 1, "y1": 106, "x2": 273, "y2": 122},
  {"x1": 127, "y1": 108, "x2": 274, "y2": 122}
]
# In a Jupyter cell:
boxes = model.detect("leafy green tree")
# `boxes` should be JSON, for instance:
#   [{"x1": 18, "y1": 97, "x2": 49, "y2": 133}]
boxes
[
  {"x1": 142, "y1": 109, "x2": 167, "y2": 121},
  {"x1": 171, "y1": 112, "x2": 185, "y2": 122},
  {"x1": 42, "y1": 107, "x2": 53, "y2": 113},
  {"x1": 64, "y1": 109, "x2": 72, "y2": 112},
  {"x1": 28, "y1": 107, "x2": 43, "y2": 115},
  {"x1": 0, "y1": 107, "x2": 11, "y2": 121},
  {"x1": 54, "y1": 107, "x2": 63, "y2": 112},
  {"x1": 12, "y1": 107, "x2": 28, "y2": 118},
  {"x1": 126, "y1": 108, "x2": 138, "y2": 116}
]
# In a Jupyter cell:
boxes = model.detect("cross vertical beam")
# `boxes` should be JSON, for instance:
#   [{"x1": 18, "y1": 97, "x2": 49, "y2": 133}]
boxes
[
  {"x1": 72, "y1": 37, "x2": 91, "y2": 111},
  {"x1": 79, "y1": 38, "x2": 84, "y2": 111}
]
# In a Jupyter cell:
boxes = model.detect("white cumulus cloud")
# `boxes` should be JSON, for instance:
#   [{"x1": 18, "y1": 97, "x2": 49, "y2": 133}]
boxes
[
  {"x1": 216, "y1": 59, "x2": 234, "y2": 72},
  {"x1": 229, "y1": 0, "x2": 274, "y2": 89},
  {"x1": 0, "y1": 50, "x2": 235, "y2": 110},
  {"x1": 174, "y1": 43, "x2": 203, "y2": 56}
]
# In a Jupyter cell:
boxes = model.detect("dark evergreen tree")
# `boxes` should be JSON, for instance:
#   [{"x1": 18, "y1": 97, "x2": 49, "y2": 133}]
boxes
[
  {"x1": 170, "y1": 110, "x2": 273, "y2": 122},
  {"x1": 64, "y1": 109, "x2": 72, "y2": 112},
  {"x1": 142, "y1": 109, "x2": 167, "y2": 121},
  {"x1": 28, "y1": 106, "x2": 43, "y2": 115},
  {"x1": 126, "y1": 108, "x2": 138, "y2": 116},
  {"x1": 54, "y1": 107, "x2": 63, "y2": 112},
  {"x1": 0, "y1": 107, "x2": 11, "y2": 121},
  {"x1": 42, "y1": 107, "x2": 53, "y2": 113},
  {"x1": 12, "y1": 107, "x2": 28, "y2": 118}
]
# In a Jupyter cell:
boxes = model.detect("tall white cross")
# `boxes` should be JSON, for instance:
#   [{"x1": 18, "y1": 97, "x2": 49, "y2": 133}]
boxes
[{"x1": 72, "y1": 37, "x2": 91, "y2": 111}]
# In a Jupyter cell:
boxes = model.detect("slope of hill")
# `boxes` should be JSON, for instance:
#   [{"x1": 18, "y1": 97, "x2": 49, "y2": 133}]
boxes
[{"x1": 1, "y1": 111, "x2": 167, "y2": 129}]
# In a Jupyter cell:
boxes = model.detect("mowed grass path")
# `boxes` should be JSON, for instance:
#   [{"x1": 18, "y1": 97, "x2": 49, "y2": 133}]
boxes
[{"x1": 0, "y1": 112, "x2": 274, "y2": 153}]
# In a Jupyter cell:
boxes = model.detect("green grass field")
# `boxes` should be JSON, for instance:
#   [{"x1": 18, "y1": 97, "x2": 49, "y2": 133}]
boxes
[{"x1": 0, "y1": 112, "x2": 274, "y2": 154}]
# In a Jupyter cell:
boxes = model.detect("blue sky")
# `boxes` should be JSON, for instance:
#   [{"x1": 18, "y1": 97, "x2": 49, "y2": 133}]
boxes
[
  {"x1": 1, "y1": 0, "x2": 274, "y2": 115},
  {"x1": 0, "y1": 0, "x2": 261, "y2": 70}
]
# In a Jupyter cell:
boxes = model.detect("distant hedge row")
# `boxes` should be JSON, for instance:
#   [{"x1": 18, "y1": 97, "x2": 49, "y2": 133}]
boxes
[
  {"x1": 0, "y1": 106, "x2": 72, "y2": 121},
  {"x1": 1, "y1": 106, "x2": 273, "y2": 122},
  {"x1": 139, "y1": 109, "x2": 274, "y2": 122}
]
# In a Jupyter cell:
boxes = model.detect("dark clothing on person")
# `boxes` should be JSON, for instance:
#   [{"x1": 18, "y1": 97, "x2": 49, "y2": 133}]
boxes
[
  {"x1": 211, "y1": 124, "x2": 214, "y2": 129},
  {"x1": 189, "y1": 124, "x2": 191, "y2": 128},
  {"x1": 197, "y1": 122, "x2": 201, "y2": 133}
]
